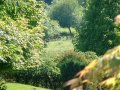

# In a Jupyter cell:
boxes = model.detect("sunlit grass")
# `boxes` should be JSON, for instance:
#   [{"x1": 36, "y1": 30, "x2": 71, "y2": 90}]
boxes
[
  {"x1": 45, "y1": 39, "x2": 74, "y2": 52},
  {"x1": 42, "y1": 39, "x2": 74, "y2": 61},
  {"x1": 6, "y1": 83, "x2": 49, "y2": 90}
]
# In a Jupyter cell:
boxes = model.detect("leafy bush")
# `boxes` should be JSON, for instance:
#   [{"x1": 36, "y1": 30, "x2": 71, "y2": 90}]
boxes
[
  {"x1": 66, "y1": 18, "x2": 120, "y2": 90},
  {"x1": 65, "y1": 45, "x2": 120, "y2": 90},
  {"x1": 0, "y1": 0, "x2": 46, "y2": 69},
  {"x1": 57, "y1": 51, "x2": 98, "y2": 83},
  {"x1": 5, "y1": 63, "x2": 62, "y2": 90},
  {"x1": 4, "y1": 50, "x2": 97, "y2": 90},
  {"x1": 38, "y1": 61, "x2": 61, "y2": 89},
  {"x1": 44, "y1": 20, "x2": 61, "y2": 41},
  {"x1": 0, "y1": 77, "x2": 6, "y2": 90},
  {"x1": 0, "y1": 1, "x2": 46, "y2": 89}
]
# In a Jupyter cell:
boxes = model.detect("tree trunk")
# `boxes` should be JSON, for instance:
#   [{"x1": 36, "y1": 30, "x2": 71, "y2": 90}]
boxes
[{"x1": 68, "y1": 27, "x2": 72, "y2": 36}]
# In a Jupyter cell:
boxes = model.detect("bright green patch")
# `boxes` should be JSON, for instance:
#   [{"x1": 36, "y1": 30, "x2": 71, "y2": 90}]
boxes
[
  {"x1": 6, "y1": 83, "x2": 49, "y2": 90},
  {"x1": 45, "y1": 39, "x2": 74, "y2": 51},
  {"x1": 42, "y1": 39, "x2": 74, "y2": 60}
]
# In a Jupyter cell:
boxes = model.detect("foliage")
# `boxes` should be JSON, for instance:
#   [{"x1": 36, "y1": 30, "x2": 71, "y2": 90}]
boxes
[
  {"x1": 49, "y1": 0, "x2": 82, "y2": 34},
  {"x1": 4, "y1": 40, "x2": 74, "y2": 89},
  {"x1": 65, "y1": 45, "x2": 120, "y2": 90},
  {"x1": 5, "y1": 65, "x2": 61, "y2": 89},
  {"x1": 0, "y1": 1, "x2": 46, "y2": 88},
  {"x1": 44, "y1": 0, "x2": 53, "y2": 4},
  {"x1": 74, "y1": 0, "x2": 120, "y2": 55},
  {"x1": 43, "y1": 19, "x2": 76, "y2": 41},
  {"x1": 40, "y1": 40, "x2": 74, "y2": 89},
  {"x1": 57, "y1": 50, "x2": 97, "y2": 90},
  {"x1": 0, "y1": 77, "x2": 6, "y2": 90},
  {"x1": 0, "y1": 0, "x2": 46, "y2": 69},
  {"x1": 60, "y1": 28, "x2": 76, "y2": 38},
  {"x1": 43, "y1": 20, "x2": 61, "y2": 41},
  {"x1": 113, "y1": 20, "x2": 120, "y2": 46},
  {"x1": 58, "y1": 51, "x2": 97, "y2": 82}
]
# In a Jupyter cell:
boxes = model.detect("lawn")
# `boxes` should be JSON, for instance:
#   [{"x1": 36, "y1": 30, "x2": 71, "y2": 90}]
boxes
[
  {"x1": 42, "y1": 39, "x2": 74, "y2": 61},
  {"x1": 44, "y1": 39, "x2": 74, "y2": 55},
  {"x1": 6, "y1": 83, "x2": 49, "y2": 90},
  {"x1": 45, "y1": 39, "x2": 74, "y2": 51}
]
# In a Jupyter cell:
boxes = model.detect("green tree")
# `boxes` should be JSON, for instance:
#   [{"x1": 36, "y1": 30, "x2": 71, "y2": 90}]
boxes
[
  {"x1": 0, "y1": 1, "x2": 46, "y2": 89},
  {"x1": 74, "y1": 0, "x2": 120, "y2": 55},
  {"x1": 44, "y1": 0, "x2": 53, "y2": 4},
  {"x1": 0, "y1": 0, "x2": 46, "y2": 70},
  {"x1": 77, "y1": 0, "x2": 89, "y2": 7},
  {"x1": 49, "y1": 0, "x2": 81, "y2": 35}
]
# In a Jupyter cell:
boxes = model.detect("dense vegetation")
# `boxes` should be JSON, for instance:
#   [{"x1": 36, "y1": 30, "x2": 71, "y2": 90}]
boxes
[
  {"x1": 49, "y1": 0, "x2": 82, "y2": 34},
  {"x1": 0, "y1": 0, "x2": 120, "y2": 90},
  {"x1": 0, "y1": 0, "x2": 46, "y2": 89},
  {"x1": 0, "y1": 0, "x2": 46, "y2": 70},
  {"x1": 65, "y1": 45, "x2": 120, "y2": 90},
  {"x1": 74, "y1": 0, "x2": 120, "y2": 55}
]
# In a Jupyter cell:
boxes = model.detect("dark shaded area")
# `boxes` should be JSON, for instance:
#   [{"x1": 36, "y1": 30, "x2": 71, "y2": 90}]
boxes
[{"x1": 44, "y1": 0, "x2": 53, "y2": 4}]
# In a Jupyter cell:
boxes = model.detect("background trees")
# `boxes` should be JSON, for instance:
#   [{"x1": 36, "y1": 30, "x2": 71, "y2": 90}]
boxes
[
  {"x1": 74, "y1": 0, "x2": 120, "y2": 55},
  {"x1": 44, "y1": 0, "x2": 53, "y2": 4},
  {"x1": 49, "y1": 0, "x2": 82, "y2": 34}
]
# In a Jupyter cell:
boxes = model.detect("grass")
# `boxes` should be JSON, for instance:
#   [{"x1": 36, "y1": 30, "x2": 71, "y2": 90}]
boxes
[
  {"x1": 42, "y1": 39, "x2": 74, "y2": 61},
  {"x1": 44, "y1": 39, "x2": 74, "y2": 53},
  {"x1": 6, "y1": 83, "x2": 49, "y2": 90}
]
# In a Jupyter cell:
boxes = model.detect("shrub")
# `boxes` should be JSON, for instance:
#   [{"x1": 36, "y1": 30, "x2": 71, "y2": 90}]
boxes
[
  {"x1": 0, "y1": 77, "x2": 6, "y2": 90},
  {"x1": 4, "y1": 50, "x2": 97, "y2": 90},
  {"x1": 57, "y1": 50, "x2": 98, "y2": 90},
  {"x1": 0, "y1": 1, "x2": 46, "y2": 89},
  {"x1": 38, "y1": 62, "x2": 61, "y2": 89},
  {"x1": 66, "y1": 45, "x2": 120, "y2": 90},
  {"x1": 0, "y1": 0, "x2": 46, "y2": 69},
  {"x1": 4, "y1": 63, "x2": 62, "y2": 90},
  {"x1": 44, "y1": 20, "x2": 61, "y2": 41},
  {"x1": 58, "y1": 51, "x2": 97, "y2": 82}
]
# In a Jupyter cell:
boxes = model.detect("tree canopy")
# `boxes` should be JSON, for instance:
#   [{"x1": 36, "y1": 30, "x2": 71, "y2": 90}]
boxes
[
  {"x1": 0, "y1": 0, "x2": 46, "y2": 70},
  {"x1": 74, "y1": 0, "x2": 120, "y2": 55},
  {"x1": 44, "y1": 0, "x2": 53, "y2": 4},
  {"x1": 49, "y1": 0, "x2": 82, "y2": 34}
]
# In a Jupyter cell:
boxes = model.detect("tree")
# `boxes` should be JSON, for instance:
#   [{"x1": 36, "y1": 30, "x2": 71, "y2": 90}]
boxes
[
  {"x1": 77, "y1": 0, "x2": 89, "y2": 7},
  {"x1": 44, "y1": 0, "x2": 53, "y2": 4},
  {"x1": 74, "y1": 0, "x2": 120, "y2": 55},
  {"x1": 0, "y1": 0, "x2": 46, "y2": 70},
  {"x1": 49, "y1": 0, "x2": 81, "y2": 35}
]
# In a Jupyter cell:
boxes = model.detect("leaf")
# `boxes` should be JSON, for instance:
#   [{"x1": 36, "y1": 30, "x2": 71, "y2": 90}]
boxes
[
  {"x1": 75, "y1": 60, "x2": 98, "y2": 78},
  {"x1": 100, "y1": 77, "x2": 116, "y2": 86},
  {"x1": 64, "y1": 78, "x2": 79, "y2": 87}
]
